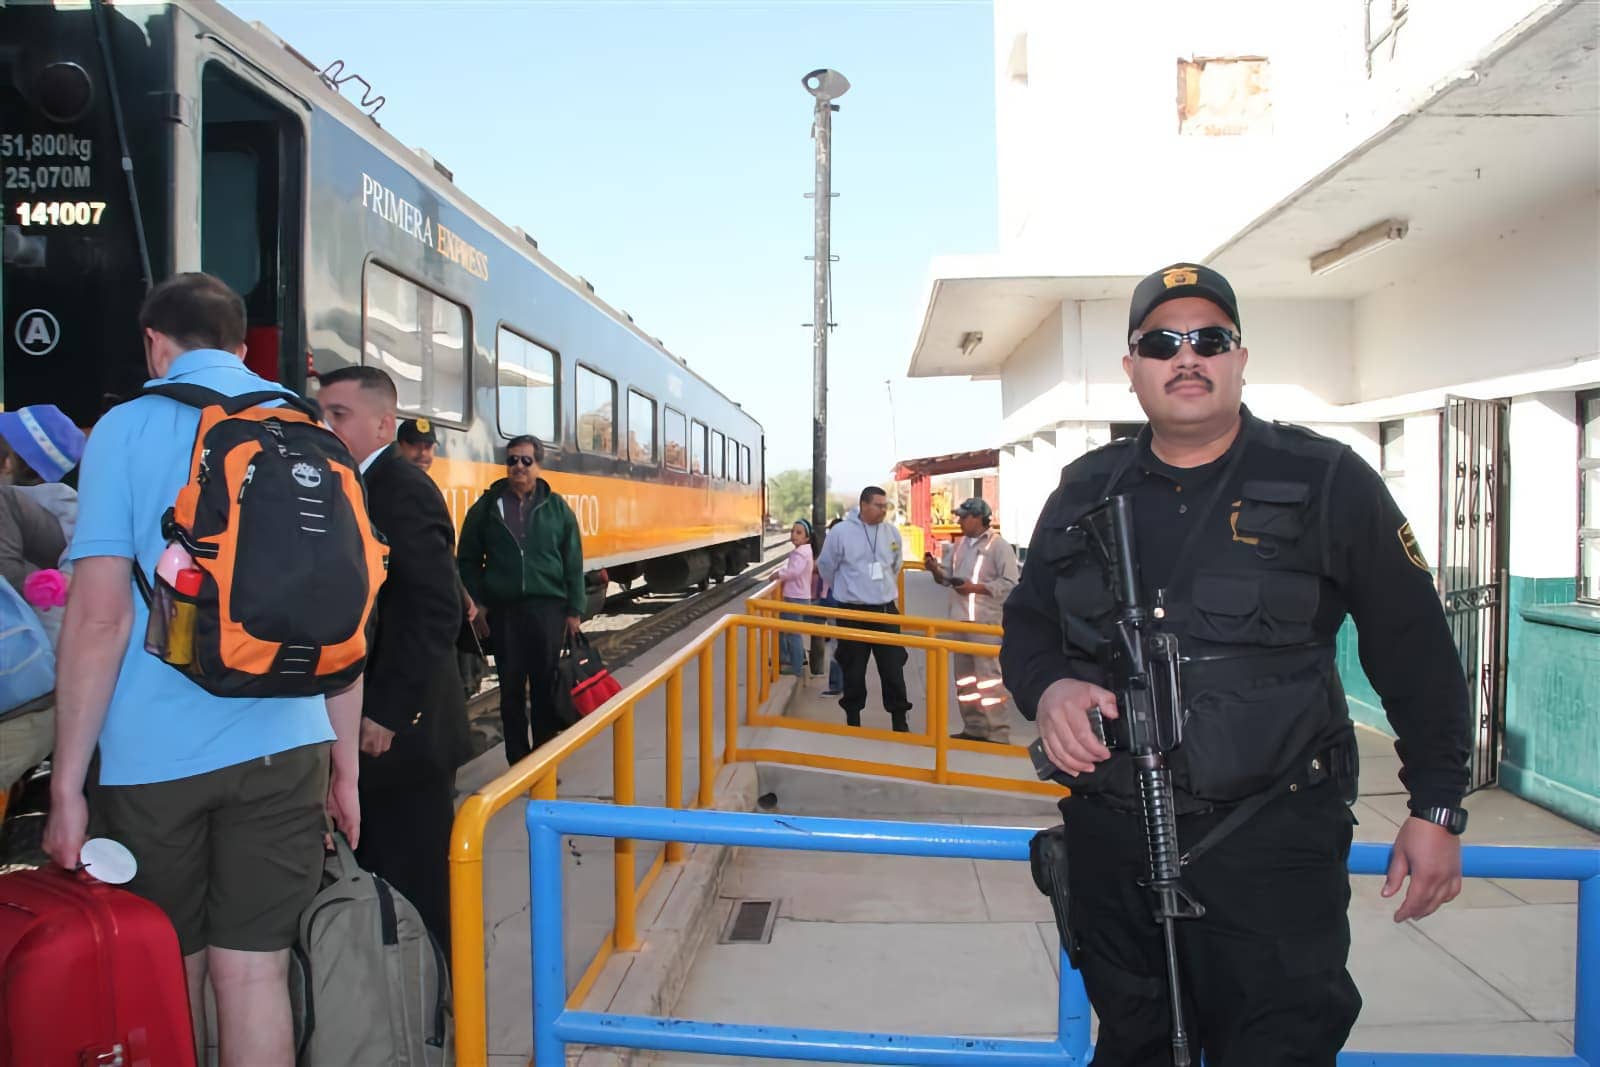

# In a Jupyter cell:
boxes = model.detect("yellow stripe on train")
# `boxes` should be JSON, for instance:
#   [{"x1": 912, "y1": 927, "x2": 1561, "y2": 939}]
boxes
[{"x1": 426, "y1": 457, "x2": 761, "y2": 568}]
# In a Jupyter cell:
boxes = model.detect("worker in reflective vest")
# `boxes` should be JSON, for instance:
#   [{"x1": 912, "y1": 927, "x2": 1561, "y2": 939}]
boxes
[{"x1": 924, "y1": 497, "x2": 1020, "y2": 743}]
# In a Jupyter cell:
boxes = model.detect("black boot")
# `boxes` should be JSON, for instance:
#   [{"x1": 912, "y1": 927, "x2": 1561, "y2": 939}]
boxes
[
  {"x1": 890, "y1": 712, "x2": 910, "y2": 733},
  {"x1": 844, "y1": 708, "x2": 862, "y2": 728}
]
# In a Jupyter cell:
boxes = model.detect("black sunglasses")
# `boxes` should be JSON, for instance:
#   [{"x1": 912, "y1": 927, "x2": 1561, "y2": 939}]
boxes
[
  {"x1": 506, "y1": 455, "x2": 536, "y2": 467},
  {"x1": 1129, "y1": 326, "x2": 1241, "y2": 360}
]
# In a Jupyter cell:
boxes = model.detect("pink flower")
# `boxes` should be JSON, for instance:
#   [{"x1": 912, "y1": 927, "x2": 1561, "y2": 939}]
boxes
[{"x1": 24, "y1": 568, "x2": 68, "y2": 609}]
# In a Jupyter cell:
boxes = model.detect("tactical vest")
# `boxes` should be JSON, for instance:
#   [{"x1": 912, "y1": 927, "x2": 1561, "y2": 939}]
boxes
[{"x1": 1036, "y1": 416, "x2": 1356, "y2": 811}]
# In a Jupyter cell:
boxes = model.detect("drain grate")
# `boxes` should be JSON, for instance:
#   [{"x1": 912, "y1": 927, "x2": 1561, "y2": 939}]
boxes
[{"x1": 719, "y1": 898, "x2": 777, "y2": 944}]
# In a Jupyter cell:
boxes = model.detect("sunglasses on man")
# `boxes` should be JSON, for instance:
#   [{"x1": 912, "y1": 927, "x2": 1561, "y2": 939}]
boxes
[
  {"x1": 1129, "y1": 326, "x2": 1241, "y2": 360},
  {"x1": 506, "y1": 455, "x2": 537, "y2": 467}
]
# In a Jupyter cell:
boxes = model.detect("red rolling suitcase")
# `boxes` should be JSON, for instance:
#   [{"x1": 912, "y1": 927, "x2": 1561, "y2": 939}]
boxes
[{"x1": 0, "y1": 866, "x2": 195, "y2": 1067}]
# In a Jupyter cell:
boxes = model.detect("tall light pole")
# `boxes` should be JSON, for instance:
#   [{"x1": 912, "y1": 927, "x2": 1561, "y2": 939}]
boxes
[
  {"x1": 886, "y1": 378, "x2": 902, "y2": 521},
  {"x1": 803, "y1": 68, "x2": 848, "y2": 536},
  {"x1": 803, "y1": 68, "x2": 847, "y2": 675}
]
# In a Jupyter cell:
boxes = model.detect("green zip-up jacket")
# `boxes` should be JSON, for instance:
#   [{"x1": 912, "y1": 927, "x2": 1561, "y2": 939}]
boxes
[{"x1": 457, "y1": 477, "x2": 585, "y2": 616}]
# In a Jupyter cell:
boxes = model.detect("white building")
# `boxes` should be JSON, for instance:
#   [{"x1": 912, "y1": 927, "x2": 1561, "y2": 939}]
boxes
[{"x1": 908, "y1": 0, "x2": 1599, "y2": 827}]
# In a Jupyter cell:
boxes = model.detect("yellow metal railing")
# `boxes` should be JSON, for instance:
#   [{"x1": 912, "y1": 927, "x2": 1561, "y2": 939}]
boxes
[{"x1": 447, "y1": 583, "x2": 1061, "y2": 1066}]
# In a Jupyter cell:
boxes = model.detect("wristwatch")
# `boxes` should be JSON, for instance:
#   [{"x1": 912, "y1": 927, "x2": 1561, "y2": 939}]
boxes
[{"x1": 1411, "y1": 805, "x2": 1469, "y2": 835}]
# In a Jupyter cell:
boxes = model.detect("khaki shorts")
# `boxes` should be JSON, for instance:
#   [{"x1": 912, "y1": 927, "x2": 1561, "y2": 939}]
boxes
[
  {"x1": 0, "y1": 704, "x2": 54, "y2": 794},
  {"x1": 93, "y1": 744, "x2": 329, "y2": 955}
]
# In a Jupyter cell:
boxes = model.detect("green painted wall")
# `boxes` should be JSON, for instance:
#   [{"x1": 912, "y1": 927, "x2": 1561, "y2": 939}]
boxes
[
  {"x1": 1335, "y1": 617, "x2": 1390, "y2": 737},
  {"x1": 1501, "y1": 577, "x2": 1600, "y2": 832},
  {"x1": 1334, "y1": 577, "x2": 1600, "y2": 831}
]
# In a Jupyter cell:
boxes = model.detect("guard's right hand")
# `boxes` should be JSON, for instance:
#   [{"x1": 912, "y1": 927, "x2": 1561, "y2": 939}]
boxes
[{"x1": 1036, "y1": 677, "x2": 1119, "y2": 777}]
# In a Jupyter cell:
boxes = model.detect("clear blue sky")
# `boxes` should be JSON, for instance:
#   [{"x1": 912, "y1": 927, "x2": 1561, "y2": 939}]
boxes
[{"x1": 225, "y1": 0, "x2": 1000, "y2": 495}]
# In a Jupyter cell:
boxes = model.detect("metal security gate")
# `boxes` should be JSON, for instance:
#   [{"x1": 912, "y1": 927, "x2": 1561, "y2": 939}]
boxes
[{"x1": 1439, "y1": 397, "x2": 1509, "y2": 792}]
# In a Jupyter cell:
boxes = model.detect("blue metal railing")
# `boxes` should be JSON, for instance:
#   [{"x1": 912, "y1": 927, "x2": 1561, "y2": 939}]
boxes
[{"x1": 527, "y1": 801, "x2": 1599, "y2": 1066}]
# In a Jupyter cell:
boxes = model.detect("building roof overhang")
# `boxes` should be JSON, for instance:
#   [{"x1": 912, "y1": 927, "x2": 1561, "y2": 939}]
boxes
[
  {"x1": 907, "y1": 0, "x2": 1598, "y2": 379},
  {"x1": 1208, "y1": 0, "x2": 1598, "y2": 298},
  {"x1": 892, "y1": 448, "x2": 1001, "y2": 481}
]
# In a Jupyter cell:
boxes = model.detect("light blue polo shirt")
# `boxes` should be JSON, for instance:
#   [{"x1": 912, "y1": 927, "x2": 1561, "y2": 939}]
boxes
[{"x1": 69, "y1": 349, "x2": 335, "y2": 785}]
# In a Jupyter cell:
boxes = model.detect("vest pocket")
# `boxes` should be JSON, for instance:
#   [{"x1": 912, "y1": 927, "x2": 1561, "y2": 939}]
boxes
[
  {"x1": 1235, "y1": 480, "x2": 1311, "y2": 541},
  {"x1": 1190, "y1": 571, "x2": 1320, "y2": 646},
  {"x1": 1177, "y1": 671, "x2": 1329, "y2": 802},
  {"x1": 1041, "y1": 527, "x2": 1115, "y2": 651}
]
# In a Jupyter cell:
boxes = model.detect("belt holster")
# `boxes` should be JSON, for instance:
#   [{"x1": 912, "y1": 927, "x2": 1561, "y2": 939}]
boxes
[{"x1": 1028, "y1": 825, "x2": 1080, "y2": 968}]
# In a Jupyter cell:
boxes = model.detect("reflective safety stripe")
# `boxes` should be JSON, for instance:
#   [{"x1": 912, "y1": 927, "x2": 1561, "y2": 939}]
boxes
[
  {"x1": 979, "y1": 697, "x2": 1005, "y2": 707},
  {"x1": 957, "y1": 692, "x2": 983, "y2": 703},
  {"x1": 974, "y1": 678, "x2": 1003, "y2": 690},
  {"x1": 955, "y1": 675, "x2": 978, "y2": 687}
]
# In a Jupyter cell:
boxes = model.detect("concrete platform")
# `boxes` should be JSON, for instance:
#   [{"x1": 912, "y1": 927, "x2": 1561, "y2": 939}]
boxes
[{"x1": 468, "y1": 571, "x2": 1597, "y2": 1064}]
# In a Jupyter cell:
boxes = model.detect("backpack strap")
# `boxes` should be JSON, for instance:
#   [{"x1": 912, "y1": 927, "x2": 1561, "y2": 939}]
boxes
[{"x1": 141, "y1": 382, "x2": 321, "y2": 421}]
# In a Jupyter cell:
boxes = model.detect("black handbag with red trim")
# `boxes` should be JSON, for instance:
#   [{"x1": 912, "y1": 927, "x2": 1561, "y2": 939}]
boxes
[{"x1": 554, "y1": 632, "x2": 621, "y2": 721}]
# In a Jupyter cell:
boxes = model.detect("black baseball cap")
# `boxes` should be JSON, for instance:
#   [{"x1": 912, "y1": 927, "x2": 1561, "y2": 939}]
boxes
[
  {"x1": 397, "y1": 417, "x2": 437, "y2": 446},
  {"x1": 1127, "y1": 263, "x2": 1241, "y2": 341}
]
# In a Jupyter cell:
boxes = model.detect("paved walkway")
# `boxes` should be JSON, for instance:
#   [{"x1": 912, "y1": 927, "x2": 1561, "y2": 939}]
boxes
[
  {"x1": 466, "y1": 570, "x2": 1596, "y2": 1064},
  {"x1": 659, "y1": 576, "x2": 1597, "y2": 1064}
]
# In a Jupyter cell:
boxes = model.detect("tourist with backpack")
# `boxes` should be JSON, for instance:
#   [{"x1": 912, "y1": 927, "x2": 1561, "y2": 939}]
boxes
[{"x1": 42, "y1": 273, "x2": 376, "y2": 1066}]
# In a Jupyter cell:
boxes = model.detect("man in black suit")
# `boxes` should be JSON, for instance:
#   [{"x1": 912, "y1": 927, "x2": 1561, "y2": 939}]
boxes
[{"x1": 317, "y1": 366, "x2": 470, "y2": 955}]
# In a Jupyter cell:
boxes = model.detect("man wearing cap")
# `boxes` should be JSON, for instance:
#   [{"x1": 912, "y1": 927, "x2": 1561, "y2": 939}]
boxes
[
  {"x1": 1002, "y1": 263, "x2": 1471, "y2": 1064},
  {"x1": 396, "y1": 417, "x2": 437, "y2": 471},
  {"x1": 923, "y1": 497, "x2": 1019, "y2": 743}
]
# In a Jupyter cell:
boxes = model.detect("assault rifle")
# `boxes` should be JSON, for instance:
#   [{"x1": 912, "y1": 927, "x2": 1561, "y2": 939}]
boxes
[{"x1": 1030, "y1": 493, "x2": 1203, "y2": 1067}]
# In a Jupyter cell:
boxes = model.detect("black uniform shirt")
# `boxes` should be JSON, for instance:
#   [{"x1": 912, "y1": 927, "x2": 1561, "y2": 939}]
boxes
[{"x1": 1002, "y1": 409, "x2": 1471, "y2": 813}]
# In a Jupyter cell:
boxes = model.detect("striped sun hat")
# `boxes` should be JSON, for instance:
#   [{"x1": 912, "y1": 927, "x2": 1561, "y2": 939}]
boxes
[{"x1": 0, "y1": 404, "x2": 86, "y2": 483}]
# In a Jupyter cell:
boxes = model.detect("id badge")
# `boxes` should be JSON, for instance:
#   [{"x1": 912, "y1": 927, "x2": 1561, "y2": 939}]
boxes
[{"x1": 869, "y1": 561, "x2": 886, "y2": 581}]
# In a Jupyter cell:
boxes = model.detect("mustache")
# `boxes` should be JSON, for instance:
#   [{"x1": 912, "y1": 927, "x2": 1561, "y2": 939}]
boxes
[{"x1": 1165, "y1": 371, "x2": 1214, "y2": 393}]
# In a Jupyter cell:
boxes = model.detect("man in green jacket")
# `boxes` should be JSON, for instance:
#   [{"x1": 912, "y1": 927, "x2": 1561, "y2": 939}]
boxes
[{"x1": 457, "y1": 435, "x2": 585, "y2": 764}]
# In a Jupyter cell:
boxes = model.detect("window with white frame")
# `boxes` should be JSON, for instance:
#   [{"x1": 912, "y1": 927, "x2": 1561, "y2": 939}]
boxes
[{"x1": 1580, "y1": 391, "x2": 1600, "y2": 603}]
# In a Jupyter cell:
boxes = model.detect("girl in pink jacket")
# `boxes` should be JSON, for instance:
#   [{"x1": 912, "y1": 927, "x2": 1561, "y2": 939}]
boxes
[{"x1": 773, "y1": 519, "x2": 815, "y2": 676}]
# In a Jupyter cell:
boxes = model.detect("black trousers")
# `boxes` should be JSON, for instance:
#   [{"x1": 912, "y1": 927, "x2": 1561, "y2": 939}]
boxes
[
  {"x1": 1063, "y1": 783, "x2": 1361, "y2": 1066},
  {"x1": 356, "y1": 772, "x2": 455, "y2": 960},
  {"x1": 833, "y1": 602, "x2": 912, "y2": 718},
  {"x1": 487, "y1": 598, "x2": 569, "y2": 765}
]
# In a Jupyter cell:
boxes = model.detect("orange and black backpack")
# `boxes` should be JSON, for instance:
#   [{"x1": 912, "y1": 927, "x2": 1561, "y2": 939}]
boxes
[{"x1": 134, "y1": 384, "x2": 389, "y2": 698}]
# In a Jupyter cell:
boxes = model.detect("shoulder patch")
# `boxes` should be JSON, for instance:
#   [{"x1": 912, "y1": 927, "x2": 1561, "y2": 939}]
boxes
[{"x1": 1397, "y1": 521, "x2": 1430, "y2": 571}]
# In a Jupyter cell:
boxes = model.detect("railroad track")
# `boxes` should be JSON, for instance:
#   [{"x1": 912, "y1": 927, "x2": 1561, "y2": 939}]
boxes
[{"x1": 463, "y1": 537, "x2": 791, "y2": 750}]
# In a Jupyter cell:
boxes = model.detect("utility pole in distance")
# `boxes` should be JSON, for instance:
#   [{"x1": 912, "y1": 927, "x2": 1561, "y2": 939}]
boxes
[{"x1": 803, "y1": 68, "x2": 847, "y2": 675}]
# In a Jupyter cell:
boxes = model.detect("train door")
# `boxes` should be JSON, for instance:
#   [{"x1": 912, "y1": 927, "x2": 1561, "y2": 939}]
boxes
[{"x1": 198, "y1": 63, "x2": 305, "y2": 389}]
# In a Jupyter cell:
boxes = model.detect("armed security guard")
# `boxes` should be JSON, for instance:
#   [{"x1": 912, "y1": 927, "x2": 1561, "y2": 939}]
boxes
[{"x1": 1004, "y1": 263, "x2": 1471, "y2": 1066}]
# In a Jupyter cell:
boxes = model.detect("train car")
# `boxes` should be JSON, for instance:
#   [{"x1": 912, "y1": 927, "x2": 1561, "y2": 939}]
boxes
[{"x1": 1, "y1": 0, "x2": 764, "y2": 607}]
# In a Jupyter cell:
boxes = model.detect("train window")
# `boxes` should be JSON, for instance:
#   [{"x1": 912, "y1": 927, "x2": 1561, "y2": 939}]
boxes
[
  {"x1": 726, "y1": 437, "x2": 738, "y2": 484},
  {"x1": 740, "y1": 444, "x2": 751, "y2": 485},
  {"x1": 627, "y1": 389, "x2": 657, "y2": 465},
  {"x1": 576, "y1": 365, "x2": 616, "y2": 454},
  {"x1": 363, "y1": 264, "x2": 468, "y2": 423},
  {"x1": 710, "y1": 430, "x2": 725, "y2": 479},
  {"x1": 691, "y1": 420, "x2": 707, "y2": 475},
  {"x1": 496, "y1": 328, "x2": 558, "y2": 445},
  {"x1": 664, "y1": 407, "x2": 688, "y2": 472}
]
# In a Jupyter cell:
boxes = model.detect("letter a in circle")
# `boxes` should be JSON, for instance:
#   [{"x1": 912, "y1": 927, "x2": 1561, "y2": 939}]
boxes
[{"x1": 14, "y1": 309, "x2": 60, "y2": 357}]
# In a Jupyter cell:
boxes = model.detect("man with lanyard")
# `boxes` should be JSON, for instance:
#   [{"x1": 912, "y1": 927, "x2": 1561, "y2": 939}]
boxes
[
  {"x1": 1002, "y1": 262, "x2": 1471, "y2": 1065},
  {"x1": 815, "y1": 485, "x2": 911, "y2": 732},
  {"x1": 924, "y1": 497, "x2": 1019, "y2": 743}
]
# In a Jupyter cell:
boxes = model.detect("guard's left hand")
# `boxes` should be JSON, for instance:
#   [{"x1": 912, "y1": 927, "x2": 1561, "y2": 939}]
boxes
[
  {"x1": 953, "y1": 582, "x2": 987, "y2": 597},
  {"x1": 566, "y1": 616, "x2": 582, "y2": 638},
  {"x1": 1382, "y1": 817, "x2": 1462, "y2": 922}
]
